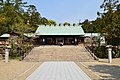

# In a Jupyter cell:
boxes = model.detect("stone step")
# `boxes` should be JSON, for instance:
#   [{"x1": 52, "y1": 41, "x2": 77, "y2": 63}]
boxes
[
  {"x1": 24, "y1": 58, "x2": 94, "y2": 62},
  {"x1": 24, "y1": 46, "x2": 94, "y2": 62}
]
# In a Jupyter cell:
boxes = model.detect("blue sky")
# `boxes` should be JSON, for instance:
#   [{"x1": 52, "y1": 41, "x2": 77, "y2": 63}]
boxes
[{"x1": 25, "y1": 0, "x2": 104, "y2": 23}]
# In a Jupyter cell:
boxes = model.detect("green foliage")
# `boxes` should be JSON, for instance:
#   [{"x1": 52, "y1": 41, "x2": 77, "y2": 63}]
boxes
[
  {"x1": 81, "y1": 19, "x2": 97, "y2": 33},
  {"x1": 0, "y1": 0, "x2": 28, "y2": 34},
  {"x1": 81, "y1": 19, "x2": 91, "y2": 33},
  {"x1": 26, "y1": 5, "x2": 41, "y2": 31},
  {"x1": 94, "y1": 0, "x2": 120, "y2": 45},
  {"x1": 0, "y1": 0, "x2": 50, "y2": 59},
  {"x1": 10, "y1": 43, "x2": 18, "y2": 58},
  {"x1": 94, "y1": 46, "x2": 108, "y2": 58},
  {"x1": 9, "y1": 42, "x2": 31, "y2": 59},
  {"x1": 63, "y1": 22, "x2": 70, "y2": 26},
  {"x1": 47, "y1": 20, "x2": 56, "y2": 25},
  {"x1": 91, "y1": 0, "x2": 120, "y2": 58},
  {"x1": 0, "y1": 0, "x2": 50, "y2": 34},
  {"x1": 100, "y1": 0, "x2": 119, "y2": 12},
  {"x1": 40, "y1": 17, "x2": 48, "y2": 25},
  {"x1": 0, "y1": 0, "x2": 58, "y2": 60}
]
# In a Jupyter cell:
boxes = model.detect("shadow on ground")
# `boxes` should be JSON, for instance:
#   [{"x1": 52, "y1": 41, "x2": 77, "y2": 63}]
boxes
[{"x1": 88, "y1": 64, "x2": 120, "y2": 79}]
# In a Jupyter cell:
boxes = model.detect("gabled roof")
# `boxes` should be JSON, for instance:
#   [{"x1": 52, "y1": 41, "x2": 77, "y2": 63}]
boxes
[
  {"x1": 35, "y1": 25, "x2": 85, "y2": 36},
  {"x1": 0, "y1": 34, "x2": 10, "y2": 38}
]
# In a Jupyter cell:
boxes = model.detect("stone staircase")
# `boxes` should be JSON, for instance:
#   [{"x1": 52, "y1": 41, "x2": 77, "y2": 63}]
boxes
[{"x1": 24, "y1": 46, "x2": 95, "y2": 62}]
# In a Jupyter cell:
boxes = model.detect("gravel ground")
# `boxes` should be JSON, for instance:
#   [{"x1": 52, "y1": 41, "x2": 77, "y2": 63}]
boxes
[
  {"x1": 76, "y1": 58, "x2": 120, "y2": 80},
  {"x1": 1, "y1": 59, "x2": 120, "y2": 80},
  {"x1": 0, "y1": 60, "x2": 41, "y2": 80},
  {"x1": 0, "y1": 46, "x2": 120, "y2": 80}
]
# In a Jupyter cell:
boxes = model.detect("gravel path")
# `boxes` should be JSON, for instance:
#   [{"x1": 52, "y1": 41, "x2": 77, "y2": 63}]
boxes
[{"x1": 0, "y1": 60, "x2": 41, "y2": 80}]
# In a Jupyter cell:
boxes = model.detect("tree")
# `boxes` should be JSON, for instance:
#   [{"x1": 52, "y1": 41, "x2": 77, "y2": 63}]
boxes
[
  {"x1": 63, "y1": 22, "x2": 70, "y2": 26},
  {"x1": 117, "y1": 3, "x2": 120, "y2": 10},
  {"x1": 47, "y1": 20, "x2": 56, "y2": 25},
  {"x1": 0, "y1": 0, "x2": 28, "y2": 33},
  {"x1": 40, "y1": 17, "x2": 48, "y2": 25},
  {"x1": 26, "y1": 5, "x2": 41, "y2": 31},
  {"x1": 81, "y1": 19, "x2": 97, "y2": 33},
  {"x1": 100, "y1": 0, "x2": 119, "y2": 12},
  {"x1": 0, "y1": 14, "x2": 7, "y2": 35},
  {"x1": 98, "y1": 0, "x2": 120, "y2": 45},
  {"x1": 0, "y1": 0, "x2": 51, "y2": 34},
  {"x1": 0, "y1": 0, "x2": 52, "y2": 59}
]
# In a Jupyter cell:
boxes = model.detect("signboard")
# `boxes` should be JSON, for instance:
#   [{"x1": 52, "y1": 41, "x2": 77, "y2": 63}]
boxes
[{"x1": 100, "y1": 36, "x2": 106, "y2": 46}]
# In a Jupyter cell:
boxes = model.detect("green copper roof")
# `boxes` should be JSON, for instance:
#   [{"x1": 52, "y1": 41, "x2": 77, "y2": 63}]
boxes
[
  {"x1": 0, "y1": 34, "x2": 10, "y2": 37},
  {"x1": 35, "y1": 25, "x2": 85, "y2": 36}
]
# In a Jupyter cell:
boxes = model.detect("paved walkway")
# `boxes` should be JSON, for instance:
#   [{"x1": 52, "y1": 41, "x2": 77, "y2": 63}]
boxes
[{"x1": 26, "y1": 61, "x2": 91, "y2": 80}]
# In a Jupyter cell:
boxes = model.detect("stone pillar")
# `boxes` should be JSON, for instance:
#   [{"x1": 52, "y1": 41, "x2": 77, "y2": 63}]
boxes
[
  {"x1": 108, "y1": 47, "x2": 112, "y2": 63},
  {"x1": 5, "y1": 48, "x2": 9, "y2": 63},
  {"x1": 106, "y1": 45, "x2": 113, "y2": 63}
]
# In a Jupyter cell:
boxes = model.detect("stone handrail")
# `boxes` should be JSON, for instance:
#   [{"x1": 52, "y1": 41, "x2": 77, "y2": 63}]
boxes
[{"x1": 85, "y1": 46, "x2": 99, "y2": 60}]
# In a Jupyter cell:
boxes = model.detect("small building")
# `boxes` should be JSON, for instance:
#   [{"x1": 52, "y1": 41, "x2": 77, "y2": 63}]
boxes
[
  {"x1": 84, "y1": 33, "x2": 100, "y2": 46},
  {"x1": 0, "y1": 34, "x2": 10, "y2": 47},
  {"x1": 35, "y1": 25, "x2": 85, "y2": 45},
  {"x1": 84, "y1": 33, "x2": 100, "y2": 38}
]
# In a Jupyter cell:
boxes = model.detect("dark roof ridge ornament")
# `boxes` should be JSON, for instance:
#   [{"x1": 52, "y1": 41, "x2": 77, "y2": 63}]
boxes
[
  {"x1": 59, "y1": 23, "x2": 61, "y2": 26},
  {"x1": 54, "y1": 24, "x2": 56, "y2": 26},
  {"x1": 68, "y1": 24, "x2": 70, "y2": 26}
]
